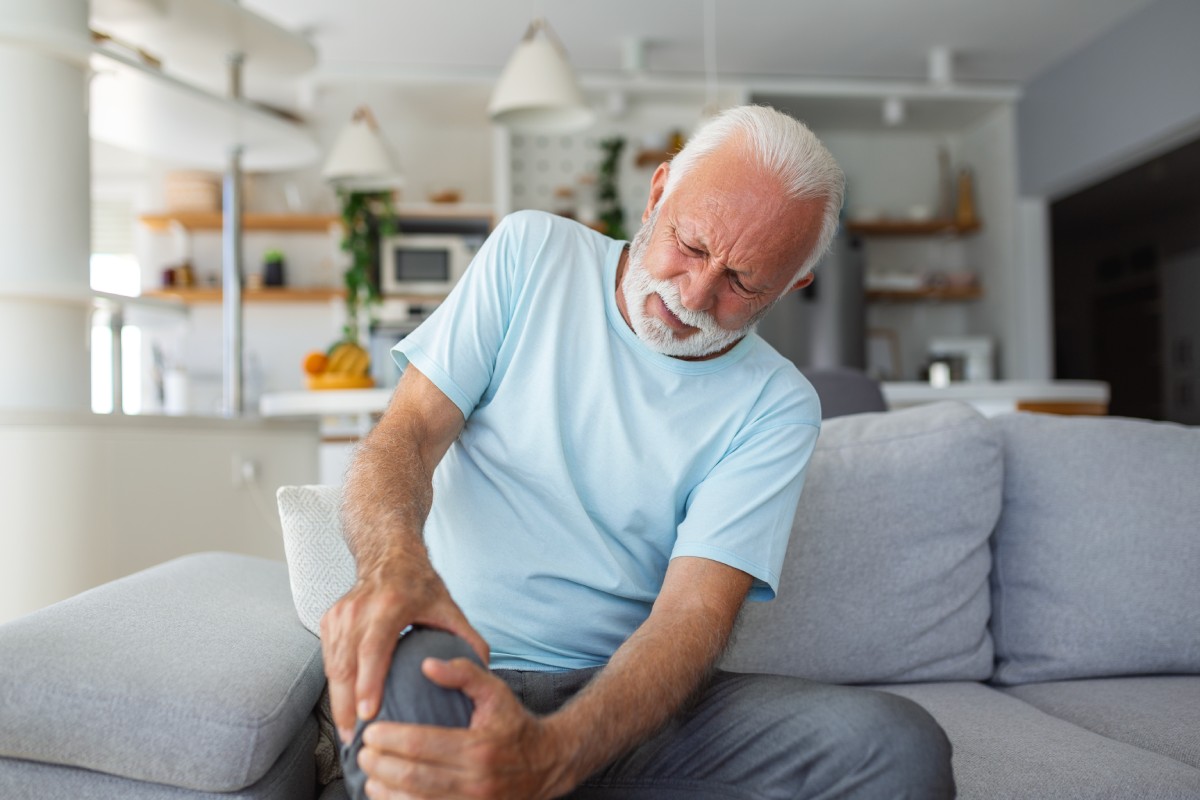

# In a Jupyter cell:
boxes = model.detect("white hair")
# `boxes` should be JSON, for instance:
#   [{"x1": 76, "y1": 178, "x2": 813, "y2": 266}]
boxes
[{"x1": 661, "y1": 105, "x2": 845, "y2": 281}]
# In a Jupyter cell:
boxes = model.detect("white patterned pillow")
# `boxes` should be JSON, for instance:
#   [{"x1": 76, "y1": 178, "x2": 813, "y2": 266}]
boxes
[{"x1": 276, "y1": 485, "x2": 356, "y2": 635}]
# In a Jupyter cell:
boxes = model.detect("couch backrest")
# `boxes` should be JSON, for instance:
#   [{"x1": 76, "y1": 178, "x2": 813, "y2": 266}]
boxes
[
  {"x1": 723, "y1": 401, "x2": 1002, "y2": 684},
  {"x1": 989, "y1": 412, "x2": 1200, "y2": 685}
]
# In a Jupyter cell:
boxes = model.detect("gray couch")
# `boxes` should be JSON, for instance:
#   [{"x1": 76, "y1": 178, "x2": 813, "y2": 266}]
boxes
[{"x1": 1, "y1": 401, "x2": 1197, "y2": 799}]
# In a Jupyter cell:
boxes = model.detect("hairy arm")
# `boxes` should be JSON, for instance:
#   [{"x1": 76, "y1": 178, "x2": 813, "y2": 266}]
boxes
[
  {"x1": 542, "y1": 555, "x2": 753, "y2": 791},
  {"x1": 321, "y1": 365, "x2": 488, "y2": 742},
  {"x1": 360, "y1": 555, "x2": 753, "y2": 798}
]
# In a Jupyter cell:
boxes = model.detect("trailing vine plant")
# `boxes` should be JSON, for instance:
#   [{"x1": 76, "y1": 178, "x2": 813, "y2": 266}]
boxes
[
  {"x1": 597, "y1": 136, "x2": 628, "y2": 240},
  {"x1": 337, "y1": 189, "x2": 397, "y2": 343}
]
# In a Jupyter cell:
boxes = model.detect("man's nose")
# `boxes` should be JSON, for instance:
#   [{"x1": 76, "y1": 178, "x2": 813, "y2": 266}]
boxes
[{"x1": 678, "y1": 265, "x2": 720, "y2": 312}]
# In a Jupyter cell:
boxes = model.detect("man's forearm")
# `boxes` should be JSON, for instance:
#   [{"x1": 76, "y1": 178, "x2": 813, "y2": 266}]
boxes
[
  {"x1": 542, "y1": 599, "x2": 737, "y2": 791},
  {"x1": 341, "y1": 414, "x2": 439, "y2": 579}
]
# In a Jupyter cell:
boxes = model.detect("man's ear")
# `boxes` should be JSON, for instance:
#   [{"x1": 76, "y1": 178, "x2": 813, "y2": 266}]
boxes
[
  {"x1": 643, "y1": 163, "x2": 670, "y2": 223},
  {"x1": 786, "y1": 272, "x2": 815, "y2": 294}
]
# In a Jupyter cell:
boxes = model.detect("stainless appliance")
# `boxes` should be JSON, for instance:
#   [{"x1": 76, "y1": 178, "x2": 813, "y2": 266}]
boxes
[
  {"x1": 757, "y1": 232, "x2": 866, "y2": 370},
  {"x1": 928, "y1": 336, "x2": 994, "y2": 383},
  {"x1": 379, "y1": 233, "x2": 476, "y2": 297}
]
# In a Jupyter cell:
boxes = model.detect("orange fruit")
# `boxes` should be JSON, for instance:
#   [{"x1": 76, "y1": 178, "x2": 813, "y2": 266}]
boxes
[{"x1": 303, "y1": 351, "x2": 328, "y2": 375}]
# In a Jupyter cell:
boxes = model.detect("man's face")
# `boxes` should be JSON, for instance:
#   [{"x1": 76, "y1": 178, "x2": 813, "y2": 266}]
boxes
[{"x1": 619, "y1": 143, "x2": 825, "y2": 360}]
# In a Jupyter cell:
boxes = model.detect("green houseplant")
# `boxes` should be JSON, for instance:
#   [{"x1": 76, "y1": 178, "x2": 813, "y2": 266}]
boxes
[
  {"x1": 597, "y1": 136, "x2": 628, "y2": 240},
  {"x1": 337, "y1": 189, "x2": 397, "y2": 343}
]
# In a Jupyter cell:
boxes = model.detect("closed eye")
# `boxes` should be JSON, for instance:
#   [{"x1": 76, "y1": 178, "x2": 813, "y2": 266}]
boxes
[{"x1": 730, "y1": 271, "x2": 766, "y2": 296}]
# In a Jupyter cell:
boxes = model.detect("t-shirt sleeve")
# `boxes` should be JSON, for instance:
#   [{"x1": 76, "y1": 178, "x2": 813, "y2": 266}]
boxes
[
  {"x1": 391, "y1": 214, "x2": 523, "y2": 420},
  {"x1": 671, "y1": 419, "x2": 820, "y2": 601}
]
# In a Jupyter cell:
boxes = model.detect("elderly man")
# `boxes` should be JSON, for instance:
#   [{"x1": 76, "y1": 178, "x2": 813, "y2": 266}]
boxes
[{"x1": 322, "y1": 105, "x2": 955, "y2": 800}]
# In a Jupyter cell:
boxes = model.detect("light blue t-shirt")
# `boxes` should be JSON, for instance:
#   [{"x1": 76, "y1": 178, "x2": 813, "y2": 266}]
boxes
[{"x1": 394, "y1": 210, "x2": 820, "y2": 671}]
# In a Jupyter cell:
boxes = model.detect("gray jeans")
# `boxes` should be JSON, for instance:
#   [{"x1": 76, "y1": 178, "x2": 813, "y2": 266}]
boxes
[{"x1": 342, "y1": 629, "x2": 956, "y2": 800}]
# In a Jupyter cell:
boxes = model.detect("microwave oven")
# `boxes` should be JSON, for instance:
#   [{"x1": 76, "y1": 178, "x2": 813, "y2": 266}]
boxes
[{"x1": 379, "y1": 233, "x2": 474, "y2": 296}]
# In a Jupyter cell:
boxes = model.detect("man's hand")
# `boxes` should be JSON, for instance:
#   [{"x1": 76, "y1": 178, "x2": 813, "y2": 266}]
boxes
[
  {"x1": 356, "y1": 657, "x2": 579, "y2": 800},
  {"x1": 320, "y1": 570, "x2": 490, "y2": 743}
]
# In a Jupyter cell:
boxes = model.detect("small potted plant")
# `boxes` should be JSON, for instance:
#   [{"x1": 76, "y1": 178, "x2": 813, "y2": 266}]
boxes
[{"x1": 262, "y1": 249, "x2": 286, "y2": 287}]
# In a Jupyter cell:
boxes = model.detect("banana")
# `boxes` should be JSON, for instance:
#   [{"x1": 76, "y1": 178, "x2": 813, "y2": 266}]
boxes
[{"x1": 327, "y1": 342, "x2": 369, "y2": 376}]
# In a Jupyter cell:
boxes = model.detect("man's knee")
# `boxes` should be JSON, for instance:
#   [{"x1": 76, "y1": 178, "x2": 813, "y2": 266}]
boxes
[
  {"x1": 847, "y1": 691, "x2": 955, "y2": 797},
  {"x1": 340, "y1": 628, "x2": 483, "y2": 800},
  {"x1": 374, "y1": 627, "x2": 483, "y2": 729}
]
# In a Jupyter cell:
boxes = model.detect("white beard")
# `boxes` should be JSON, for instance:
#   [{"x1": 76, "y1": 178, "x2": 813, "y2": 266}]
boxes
[{"x1": 621, "y1": 208, "x2": 773, "y2": 359}]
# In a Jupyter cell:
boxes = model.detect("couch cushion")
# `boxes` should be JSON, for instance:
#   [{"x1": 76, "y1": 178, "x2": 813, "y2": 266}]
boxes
[
  {"x1": 723, "y1": 401, "x2": 1000, "y2": 683},
  {"x1": 0, "y1": 553, "x2": 325, "y2": 793},
  {"x1": 0, "y1": 716, "x2": 318, "y2": 800},
  {"x1": 277, "y1": 485, "x2": 356, "y2": 636},
  {"x1": 990, "y1": 413, "x2": 1200, "y2": 685},
  {"x1": 1002, "y1": 676, "x2": 1200, "y2": 770},
  {"x1": 869, "y1": 682, "x2": 1200, "y2": 800}
]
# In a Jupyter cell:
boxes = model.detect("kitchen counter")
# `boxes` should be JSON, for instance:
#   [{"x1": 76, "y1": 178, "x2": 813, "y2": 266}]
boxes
[
  {"x1": 260, "y1": 381, "x2": 1113, "y2": 423},
  {"x1": 259, "y1": 388, "x2": 393, "y2": 419},
  {"x1": 882, "y1": 380, "x2": 1110, "y2": 417}
]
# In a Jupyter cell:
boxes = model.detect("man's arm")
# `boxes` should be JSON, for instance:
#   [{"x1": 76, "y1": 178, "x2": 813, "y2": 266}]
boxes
[
  {"x1": 546, "y1": 554, "x2": 754, "y2": 786},
  {"x1": 357, "y1": 555, "x2": 752, "y2": 799},
  {"x1": 321, "y1": 365, "x2": 489, "y2": 743}
]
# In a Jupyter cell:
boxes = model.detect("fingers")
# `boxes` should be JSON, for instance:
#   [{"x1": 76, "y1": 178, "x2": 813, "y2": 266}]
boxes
[
  {"x1": 363, "y1": 721, "x2": 470, "y2": 767},
  {"x1": 321, "y1": 576, "x2": 490, "y2": 743},
  {"x1": 321, "y1": 585, "x2": 406, "y2": 740},
  {"x1": 420, "y1": 657, "x2": 490, "y2": 697},
  {"x1": 320, "y1": 610, "x2": 359, "y2": 741},
  {"x1": 456, "y1": 624, "x2": 492, "y2": 668},
  {"x1": 419, "y1": 604, "x2": 491, "y2": 667},
  {"x1": 354, "y1": 624, "x2": 403, "y2": 723}
]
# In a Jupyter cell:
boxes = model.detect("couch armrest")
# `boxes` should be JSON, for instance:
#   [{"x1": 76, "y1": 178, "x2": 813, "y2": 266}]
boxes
[{"x1": 0, "y1": 552, "x2": 325, "y2": 793}]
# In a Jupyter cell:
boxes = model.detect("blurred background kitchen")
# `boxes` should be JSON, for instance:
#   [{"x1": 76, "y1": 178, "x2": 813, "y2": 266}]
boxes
[{"x1": 2, "y1": 0, "x2": 1197, "y2": 619}]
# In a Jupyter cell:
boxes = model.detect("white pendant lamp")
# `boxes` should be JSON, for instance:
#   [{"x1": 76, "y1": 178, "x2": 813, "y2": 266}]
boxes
[
  {"x1": 322, "y1": 105, "x2": 402, "y2": 189},
  {"x1": 489, "y1": 18, "x2": 594, "y2": 133}
]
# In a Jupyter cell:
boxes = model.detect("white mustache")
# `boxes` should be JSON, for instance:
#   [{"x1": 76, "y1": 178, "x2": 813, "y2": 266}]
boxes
[{"x1": 651, "y1": 283, "x2": 717, "y2": 331}]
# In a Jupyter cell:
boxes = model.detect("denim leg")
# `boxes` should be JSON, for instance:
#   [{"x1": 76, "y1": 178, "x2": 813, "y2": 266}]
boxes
[
  {"x1": 339, "y1": 627, "x2": 483, "y2": 800},
  {"x1": 568, "y1": 671, "x2": 955, "y2": 800}
]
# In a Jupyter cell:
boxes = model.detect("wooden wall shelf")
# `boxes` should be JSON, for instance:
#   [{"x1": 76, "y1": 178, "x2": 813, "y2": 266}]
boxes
[
  {"x1": 144, "y1": 287, "x2": 342, "y2": 304},
  {"x1": 866, "y1": 286, "x2": 983, "y2": 302},
  {"x1": 634, "y1": 148, "x2": 680, "y2": 168},
  {"x1": 847, "y1": 219, "x2": 981, "y2": 237},
  {"x1": 138, "y1": 212, "x2": 340, "y2": 232}
]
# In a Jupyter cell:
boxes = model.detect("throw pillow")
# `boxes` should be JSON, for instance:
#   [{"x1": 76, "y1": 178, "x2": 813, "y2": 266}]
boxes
[
  {"x1": 277, "y1": 485, "x2": 355, "y2": 636},
  {"x1": 722, "y1": 401, "x2": 1001, "y2": 684},
  {"x1": 990, "y1": 413, "x2": 1200, "y2": 685}
]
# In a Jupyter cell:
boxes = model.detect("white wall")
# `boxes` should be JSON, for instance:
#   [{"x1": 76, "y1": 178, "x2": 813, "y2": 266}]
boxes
[
  {"x1": 1017, "y1": 0, "x2": 1200, "y2": 199},
  {"x1": 504, "y1": 88, "x2": 745, "y2": 227},
  {"x1": 959, "y1": 105, "x2": 1038, "y2": 381},
  {"x1": 0, "y1": 412, "x2": 319, "y2": 623}
]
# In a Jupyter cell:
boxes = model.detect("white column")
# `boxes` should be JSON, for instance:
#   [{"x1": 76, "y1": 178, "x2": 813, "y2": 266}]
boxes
[{"x1": 0, "y1": 0, "x2": 92, "y2": 411}]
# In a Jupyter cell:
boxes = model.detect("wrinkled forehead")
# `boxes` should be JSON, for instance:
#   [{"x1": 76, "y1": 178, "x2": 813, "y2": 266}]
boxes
[{"x1": 665, "y1": 152, "x2": 826, "y2": 279}]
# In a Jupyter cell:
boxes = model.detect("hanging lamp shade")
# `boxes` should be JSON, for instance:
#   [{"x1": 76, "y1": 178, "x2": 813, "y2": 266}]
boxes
[
  {"x1": 489, "y1": 18, "x2": 594, "y2": 133},
  {"x1": 321, "y1": 105, "x2": 402, "y2": 189}
]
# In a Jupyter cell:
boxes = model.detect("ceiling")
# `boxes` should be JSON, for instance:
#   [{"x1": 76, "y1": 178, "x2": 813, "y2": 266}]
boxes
[{"x1": 242, "y1": 0, "x2": 1155, "y2": 87}]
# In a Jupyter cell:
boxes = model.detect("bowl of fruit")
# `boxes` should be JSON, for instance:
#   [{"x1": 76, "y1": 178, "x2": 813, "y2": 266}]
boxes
[{"x1": 303, "y1": 341, "x2": 374, "y2": 390}]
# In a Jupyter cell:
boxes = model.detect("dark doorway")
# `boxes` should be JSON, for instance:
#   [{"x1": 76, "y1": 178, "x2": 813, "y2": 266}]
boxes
[{"x1": 1051, "y1": 136, "x2": 1200, "y2": 422}]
